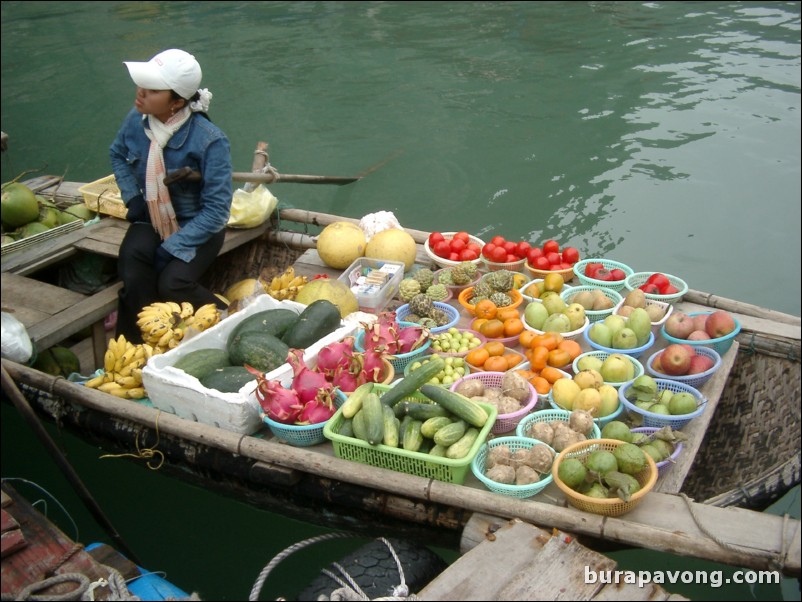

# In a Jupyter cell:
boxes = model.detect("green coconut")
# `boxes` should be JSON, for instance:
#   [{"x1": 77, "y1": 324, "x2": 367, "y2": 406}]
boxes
[
  {"x1": 18, "y1": 221, "x2": 51, "y2": 238},
  {"x1": 1, "y1": 182, "x2": 40, "y2": 228},
  {"x1": 61, "y1": 204, "x2": 97, "y2": 222}
]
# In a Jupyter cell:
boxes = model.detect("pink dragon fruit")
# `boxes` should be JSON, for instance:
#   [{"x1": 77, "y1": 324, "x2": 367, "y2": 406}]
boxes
[
  {"x1": 247, "y1": 365, "x2": 302, "y2": 424},
  {"x1": 315, "y1": 336, "x2": 356, "y2": 376},
  {"x1": 293, "y1": 389, "x2": 337, "y2": 425},
  {"x1": 288, "y1": 348, "x2": 333, "y2": 404}
]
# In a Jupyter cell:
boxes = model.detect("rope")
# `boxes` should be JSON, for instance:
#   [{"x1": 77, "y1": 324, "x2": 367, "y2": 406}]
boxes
[
  {"x1": 11, "y1": 573, "x2": 90, "y2": 601},
  {"x1": 99, "y1": 411, "x2": 165, "y2": 470},
  {"x1": 679, "y1": 493, "x2": 791, "y2": 571}
]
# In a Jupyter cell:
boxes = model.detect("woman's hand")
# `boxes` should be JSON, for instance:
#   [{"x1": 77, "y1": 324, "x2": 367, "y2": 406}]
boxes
[{"x1": 126, "y1": 194, "x2": 149, "y2": 223}]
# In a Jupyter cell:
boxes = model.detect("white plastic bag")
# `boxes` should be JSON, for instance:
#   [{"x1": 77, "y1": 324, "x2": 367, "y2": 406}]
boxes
[
  {"x1": 359, "y1": 211, "x2": 402, "y2": 242},
  {"x1": 1, "y1": 312, "x2": 33, "y2": 364},
  {"x1": 227, "y1": 184, "x2": 278, "y2": 229}
]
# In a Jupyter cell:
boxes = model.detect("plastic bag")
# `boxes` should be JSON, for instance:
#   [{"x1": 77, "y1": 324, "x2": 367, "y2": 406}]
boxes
[
  {"x1": 1, "y1": 311, "x2": 33, "y2": 364},
  {"x1": 359, "y1": 211, "x2": 402, "y2": 242},
  {"x1": 227, "y1": 184, "x2": 278, "y2": 229}
]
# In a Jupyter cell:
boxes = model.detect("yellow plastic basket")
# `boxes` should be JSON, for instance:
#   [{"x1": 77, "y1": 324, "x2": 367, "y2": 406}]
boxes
[
  {"x1": 551, "y1": 438, "x2": 658, "y2": 517},
  {"x1": 78, "y1": 175, "x2": 128, "y2": 219}
]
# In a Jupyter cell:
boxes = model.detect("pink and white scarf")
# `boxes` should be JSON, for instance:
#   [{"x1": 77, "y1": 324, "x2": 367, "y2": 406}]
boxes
[{"x1": 144, "y1": 107, "x2": 191, "y2": 240}]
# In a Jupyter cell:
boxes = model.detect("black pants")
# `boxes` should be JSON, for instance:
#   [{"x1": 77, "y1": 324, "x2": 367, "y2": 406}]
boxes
[{"x1": 115, "y1": 223, "x2": 227, "y2": 343}]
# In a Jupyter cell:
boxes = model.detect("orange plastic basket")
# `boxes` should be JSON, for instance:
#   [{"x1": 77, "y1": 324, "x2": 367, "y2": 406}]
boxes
[{"x1": 458, "y1": 287, "x2": 523, "y2": 317}]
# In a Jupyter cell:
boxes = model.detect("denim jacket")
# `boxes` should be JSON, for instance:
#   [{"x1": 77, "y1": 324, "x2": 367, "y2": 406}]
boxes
[{"x1": 110, "y1": 108, "x2": 232, "y2": 263}]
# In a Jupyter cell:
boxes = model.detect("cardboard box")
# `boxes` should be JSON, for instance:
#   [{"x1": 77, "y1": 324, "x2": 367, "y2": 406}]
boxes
[{"x1": 142, "y1": 295, "x2": 357, "y2": 434}]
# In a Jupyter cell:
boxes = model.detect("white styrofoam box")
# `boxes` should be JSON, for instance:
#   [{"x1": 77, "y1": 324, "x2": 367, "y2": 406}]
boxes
[{"x1": 142, "y1": 294, "x2": 357, "y2": 434}]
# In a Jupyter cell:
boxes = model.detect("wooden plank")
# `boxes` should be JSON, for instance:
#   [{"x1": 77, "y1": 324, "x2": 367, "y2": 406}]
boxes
[
  {"x1": 1, "y1": 509, "x2": 19, "y2": 533},
  {"x1": 1, "y1": 273, "x2": 86, "y2": 316},
  {"x1": 1, "y1": 529, "x2": 27, "y2": 558}
]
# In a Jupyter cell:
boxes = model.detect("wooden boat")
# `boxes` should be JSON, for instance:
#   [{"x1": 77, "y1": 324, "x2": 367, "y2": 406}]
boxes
[{"x1": 2, "y1": 175, "x2": 800, "y2": 582}]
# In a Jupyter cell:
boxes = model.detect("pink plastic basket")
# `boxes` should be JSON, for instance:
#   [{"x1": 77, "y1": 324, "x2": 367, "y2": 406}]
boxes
[{"x1": 451, "y1": 371, "x2": 536, "y2": 434}]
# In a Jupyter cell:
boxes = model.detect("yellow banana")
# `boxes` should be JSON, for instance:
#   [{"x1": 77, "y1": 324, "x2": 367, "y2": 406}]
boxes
[
  {"x1": 288, "y1": 275, "x2": 307, "y2": 288},
  {"x1": 118, "y1": 357, "x2": 145, "y2": 378},
  {"x1": 280, "y1": 267, "x2": 295, "y2": 288},
  {"x1": 85, "y1": 374, "x2": 107, "y2": 389},
  {"x1": 116, "y1": 334, "x2": 127, "y2": 352},
  {"x1": 180, "y1": 301, "x2": 194, "y2": 319},
  {"x1": 172, "y1": 327, "x2": 184, "y2": 341},
  {"x1": 104, "y1": 349, "x2": 116, "y2": 373},
  {"x1": 269, "y1": 276, "x2": 282, "y2": 292},
  {"x1": 131, "y1": 368, "x2": 143, "y2": 383},
  {"x1": 107, "y1": 387, "x2": 134, "y2": 399},
  {"x1": 165, "y1": 301, "x2": 182, "y2": 314},
  {"x1": 142, "y1": 344, "x2": 154, "y2": 360},
  {"x1": 114, "y1": 375, "x2": 140, "y2": 388},
  {"x1": 157, "y1": 329, "x2": 174, "y2": 349},
  {"x1": 98, "y1": 381, "x2": 125, "y2": 394},
  {"x1": 126, "y1": 387, "x2": 147, "y2": 400},
  {"x1": 166, "y1": 336, "x2": 180, "y2": 350},
  {"x1": 107, "y1": 337, "x2": 118, "y2": 358}
]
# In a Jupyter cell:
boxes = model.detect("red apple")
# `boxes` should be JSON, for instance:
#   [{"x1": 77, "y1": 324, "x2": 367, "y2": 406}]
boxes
[
  {"x1": 651, "y1": 352, "x2": 664, "y2": 374},
  {"x1": 680, "y1": 343, "x2": 695, "y2": 356},
  {"x1": 692, "y1": 314, "x2": 708, "y2": 332},
  {"x1": 664, "y1": 312, "x2": 695, "y2": 339},
  {"x1": 705, "y1": 310, "x2": 736, "y2": 339},
  {"x1": 661, "y1": 344, "x2": 692, "y2": 376},
  {"x1": 688, "y1": 330, "x2": 711, "y2": 341},
  {"x1": 688, "y1": 354, "x2": 715, "y2": 374}
]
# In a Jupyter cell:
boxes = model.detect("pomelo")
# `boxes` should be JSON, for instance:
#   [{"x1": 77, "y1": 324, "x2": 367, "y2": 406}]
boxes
[
  {"x1": 18, "y1": 221, "x2": 51, "y2": 238},
  {"x1": 364, "y1": 227, "x2": 416, "y2": 271},
  {"x1": 295, "y1": 278, "x2": 358, "y2": 318},
  {"x1": 1, "y1": 183, "x2": 40, "y2": 228},
  {"x1": 62, "y1": 204, "x2": 97, "y2": 221},
  {"x1": 316, "y1": 221, "x2": 366, "y2": 270}
]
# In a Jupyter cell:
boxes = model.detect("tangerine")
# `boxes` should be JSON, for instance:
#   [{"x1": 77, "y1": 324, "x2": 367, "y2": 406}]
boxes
[
  {"x1": 474, "y1": 299, "x2": 498, "y2": 320},
  {"x1": 484, "y1": 356, "x2": 509, "y2": 372}
]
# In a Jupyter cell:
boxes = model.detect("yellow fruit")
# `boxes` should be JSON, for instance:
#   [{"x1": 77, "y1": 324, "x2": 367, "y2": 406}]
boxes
[
  {"x1": 551, "y1": 378, "x2": 581, "y2": 411},
  {"x1": 295, "y1": 278, "x2": 358, "y2": 318},
  {"x1": 316, "y1": 221, "x2": 367, "y2": 269},
  {"x1": 364, "y1": 228, "x2": 417, "y2": 271},
  {"x1": 224, "y1": 278, "x2": 262, "y2": 303}
]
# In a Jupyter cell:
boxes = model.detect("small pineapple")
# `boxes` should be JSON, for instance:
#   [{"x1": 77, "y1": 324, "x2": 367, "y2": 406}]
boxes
[
  {"x1": 472, "y1": 280, "x2": 493, "y2": 298},
  {"x1": 489, "y1": 291, "x2": 513, "y2": 307},
  {"x1": 399, "y1": 278, "x2": 422, "y2": 302},
  {"x1": 409, "y1": 293, "x2": 434, "y2": 317},
  {"x1": 485, "y1": 269, "x2": 514, "y2": 293},
  {"x1": 430, "y1": 307, "x2": 451, "y2": 326},
  {"x1": 425, "y1": 283, "x2": 449, "y2": 302},
  {"x1": 437, "y1": 269, "x2": 454, "y2": 286},
  {"x1": 469, "y1": 294, "x2": 489, "y2": 306},
  {"x1": 412, "y1": 268, "x2": 435, "y2": 292},
  {"x1": 460, "y1": 261, "x2": 479, "y2": 280},
  {"x1": 418, "y1": 317, "x2": 438, "y2": 330},
  {"x1": 450, "y1": 265, "x2": 471, "y2": 285}
]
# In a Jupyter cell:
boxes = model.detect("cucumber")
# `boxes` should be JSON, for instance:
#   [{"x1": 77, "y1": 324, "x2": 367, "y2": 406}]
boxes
[
  {"x1": 338, "y1": 418, "x2": 354, "y2": 438},
  {"x1": 433, "y1": 420, "x2": 467, "y2": 447},
  {"x1": 352, "y1": 409, "x2": 369, "y2": 442},
  {"x1": 173, "y1": 348, "x2": 231, "y2": 379},
  {"x1": 340, "y1": 382, "x2": 374, "y2": 419},
  {"x1": 420, "y1": 416, "x2": 454, "y2": 439},
  {"x1": 382, "y1": 405, "x2": 400, "y2": 448},
  {"x1": 361, "y1": 392, "x2": 385, "y2": 445},
  {"x1": 281, "y1": 300, "x2": 342, "y2": 350},
  {"x1": 428, "y1": 443, "x2": 448, "y2": 457},
  {"x1": 419, "y1": 384, "x2": 489, "y2": 428},
  {"x1": 446, "y1": 428, "x2": 480, "y2": 459},
  {"x1": 402, "y1": 420, "x2": 424, "y2": 452},
  {"x1": 378, "y1": 356, "x2": 446, "y2": 408},
  {"x1": 227, "y1": 308, "x2": 300, "y2": 348},
  {"x1": 403, "y1": 402, "x2": 450, "y2": 421}
]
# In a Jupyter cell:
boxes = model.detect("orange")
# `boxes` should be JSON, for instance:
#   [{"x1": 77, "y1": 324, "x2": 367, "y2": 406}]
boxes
[
  {"x1": 518, "y1": 330, "x2": 537, "y2": 349},
  {"x1": 503, "y1": 352, "x2": 523, "y2": 369},
  {"x1": 541, "y1": 366, "x2": 567, "y2": 384},
  {"x1": 528, "y1": 346, "x2": 549, "y2": 371},
  {"x1": 471, "y1": 317, "x2": 488, "y2": 332},
  {"x1": 531, "y1": 332, "x2": 561, "y2": 351},
  {"x1": 484, "y1": 356, "x2": 509, "y2": 372},
  {"x1": 547, "y1": 348, "x2": 571, "y2": 368},
  {"x1": 515, "y1": 369, "x2": 537, "y2": 381},
  {"x1": 503, "y1": 318, "x2": 524, "y2": 337},
  {"x1": 496, "y1": 307, "x2": 520, "y2": 322},
  {"x1": 478, "y1": 319, "x2": 505, "y2": 339},
  {"x1": 474, "y1": 299, "x2": 498, "y2": 320},
  {"x1": 531, "y1": 376, "x2": 551, "y2": 396},
  {"x1": 558, "y1": 339, "x2": 583, "y2": 361},
  {"x1": 484, "y1": 341, "x2": 506, "y2": 357},
  {"x1": 466, "y1": 347, "x2": 489, "y2": 368}
]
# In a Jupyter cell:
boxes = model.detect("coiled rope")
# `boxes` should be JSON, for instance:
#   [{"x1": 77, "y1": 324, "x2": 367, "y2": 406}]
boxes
[{"x1": 248, "y1": 533, "x2": 420, "y2": 601}]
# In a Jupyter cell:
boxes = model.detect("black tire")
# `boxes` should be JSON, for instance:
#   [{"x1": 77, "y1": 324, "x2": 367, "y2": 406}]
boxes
[{"x1": 296, "y1": 537, "x2": 448, "y2": 601}]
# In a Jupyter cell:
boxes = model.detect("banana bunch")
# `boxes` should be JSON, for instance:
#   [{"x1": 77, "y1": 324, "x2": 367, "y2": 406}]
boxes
[
  {"x1": 84, "y1": 334, "x2": 155, "y2": 399},
  {"x1": 137, "y1": 301, "x2": 221, "y2": 353},
  {"x1": 265, "y1": 266, "x2": 308, "y2": 301}
]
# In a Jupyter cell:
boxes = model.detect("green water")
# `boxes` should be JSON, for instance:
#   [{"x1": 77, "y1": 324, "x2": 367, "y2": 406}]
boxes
[{"x1": 2, "y1": 1, "x2": 800, "y2": 599}]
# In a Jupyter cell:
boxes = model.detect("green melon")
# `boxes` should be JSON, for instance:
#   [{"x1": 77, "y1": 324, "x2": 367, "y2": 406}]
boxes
[{"x1": 1, "y1": 183, "x2": 40, "y2": 228}]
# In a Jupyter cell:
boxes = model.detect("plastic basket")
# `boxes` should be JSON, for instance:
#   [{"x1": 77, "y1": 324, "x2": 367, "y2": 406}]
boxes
[
  {"x1": 471, "y1": 437, "x2": 555, "y2": 498},
  {"x1": 262, "y1": 413, "x2": 329, "y2": 446},
  {"x1": 630, "y1": 427, "x2": 683, "y2": 477},
  {"x1": 450, "y1": 371, "x2": 537, "y2": 434},
  {"x1": 77, "y1": 175, "x2": 128, "y2": 219},
  {"x1": 465, "y1": 348, "x2": 527, "y2": 373},
  {"x1": 645, "y1": 346, "x2": 721, "y2": 388},
  {"x1": 516, "y1": 409, "x2": 601, "y2": 441},
  {"x1": 572, "y1": 259, "x2": 633, "y2": 292},
  {"x1": 525, "y1": 263, "x2": 576, "y2": 283},
  {"x1": 323, "y1": 385, "x2": 498, "y2": 484},
  {"x1": 482, "y1": 256, "x2": 527, "y2": 273},
  {"x1": 424, "y1": 232, "x2": 485, "y2": 269},
  {"x1": 432, "y1": 267, "x2": 480, "y2": 295},
  {"x1": 660, "y1": 311, "x2": 741, "y2": 356},
  {"x1": 583, "y1": 328, "x2": 655, "y2": 359},
  {"x1": 560, "y1": 286, "x2": 622, "y2": 323},
  {"x1": 612, "y1": 298, "x2": 673, "y2": 334},
  {"x1": 618, "y1": 379, "x2": 707, "y2": 429},
  {"x1": 429, "y1": 328, "x2": 487, "y2": 358},
  {"x1": 551, "y1": 439, "x2": 658, "y2": 516},
  {"x1": 395, "y1": 302, "x2": 460, "y2": 334},
  {"x1": 624, "y1": 272, "x2": 689, "y2": 304},
  {"x1": 522, "y1": 317, "x2": 589, "y2": 342},
  {"x1": 457, "y1": 287, "x2": 523, "y2": 317},
  {"x1": 547, "y1": 392, "x2": 624, "y2": 428},
  {"x1": 403, "y1": 353, "x2": 470, "y2": 387},
  {"x1": 571, "y1": 351, "x2": 644, "y2": 388},
  {"x1": 355, "y1": 321, "x2": 432, "y2": 373}
]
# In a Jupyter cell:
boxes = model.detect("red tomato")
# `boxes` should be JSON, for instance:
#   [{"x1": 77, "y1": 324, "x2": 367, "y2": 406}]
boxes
[
  {"x1": 501, "y1": 241, "x2": 516, "y2": 255},
  {"x1": 434, "y1": 240, "x2": 451, "y2": 258},
  {"x1": 449, "y1": 252, "x2": 460, "y2": 261},
  {"x1": 506, "y1": 254, "x2": 519, "y2": 263},
  {"x1": 482, "y1": 242, "x2": 496, "y2": 259},
  {"x1": 490, "y1": 235, "x2": 506, "y2": 246},
  {"x1": 609, "y1": 268, "x2": 627, "y2": 281},
  {"x1": 453, "y1": 231, "x2": 470, "y2": 243},
  {"x1": 646, "y1": 273, "x2": 670, "y2": 291},
  {"x1": 527, "y1": 247, "x2": 543, "y2": 265},
  {"x1": 594, "y1": 268, "x2": 613, "y2": 281},
  {"x1": 460, "y1": 248, "x2": 479, "y2": 262},
  {"x1": 558, "y1": 263, "x2": 572, "y2": 270},
  {"x1": 490, "y1": 246, "x2": 507, "y2": 263},
  {"x1": 584, "y1": 262, "x2": 604, "y2": 278},
  {"x1": 639, "y1": 283, "x2": 661, "y2": 294},
  {"x1": 546, "y1": 251, "x2": 561, "y2": 265},
  {"x1": 562, "y1": 246, "x2": 580, "y2": 265},
  {"x1": 662, "y1": 284, "x2": 680, "y2": 295},
  {"x1": 449, "y1": 238, "x2": 467, "y2": 253},
  {"x1": 467, "y1": 242, "x2": 482, "y2": 254},
  {"x1": 428, "y1": 232, "x2": 445, "y2": 247},
  {"x1": 543, "y1": 239, "x2": 560, "y2": 254},
  {"x1": 534, "y1": 256, "x2": 550, "y2": 270},
  {"x1": 516, "y1": 241, "x2": 532, "y2": 258}
]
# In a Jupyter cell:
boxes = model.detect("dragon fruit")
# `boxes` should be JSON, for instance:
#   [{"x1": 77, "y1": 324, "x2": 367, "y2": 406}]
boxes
[
  {"x1": 315, "y1": 336, "x2": 356, "y2": 376},
  {"x1": 293, "y1": 389, "x2": 337, "y2": 425},
  {"x1": 247, "y1": 365, "x2": 302, "y2": 424},
  {"x1": 362, "y1": 311, "x2": 428, "y2": 356},
  {"x1": 288, "y1": 348, "x2": 332, "y2": 404}
]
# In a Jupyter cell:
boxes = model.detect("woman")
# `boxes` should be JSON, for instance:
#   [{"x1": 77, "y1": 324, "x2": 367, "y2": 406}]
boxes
[{"x1": 110, "y1": 48, "x2": 231, "y2": 343}]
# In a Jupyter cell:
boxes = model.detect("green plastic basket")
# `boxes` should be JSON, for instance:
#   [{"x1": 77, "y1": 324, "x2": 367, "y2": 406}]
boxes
[{"x1": 323, "y1": 384, "x2": 498, "y2": 484}]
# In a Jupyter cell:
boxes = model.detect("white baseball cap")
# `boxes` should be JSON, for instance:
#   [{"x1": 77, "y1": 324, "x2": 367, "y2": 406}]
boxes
[{"x1": 124, "y1": 49, "x2": 202, "y2": 99}]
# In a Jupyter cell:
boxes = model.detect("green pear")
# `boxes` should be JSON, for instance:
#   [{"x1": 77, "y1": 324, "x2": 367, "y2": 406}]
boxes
[
  {"x1": 588, "y1": 322, "x2": 612, "y2": 347},
  {"x1": 603, "y1": 314, "x2": 626, "y2": 337},
  {"x1": 524, "y1": 301, "x2": 549, "y2": 330},
  {"x1": 598, "y1": 384, "x2": 620, "y2": 417},
  {"x1": 541, "y1": 312, "x2": 571, "y2": 333},
  {"x1": 564, "y1": 303, "x2": 586, "y2": 331},
  {"x1": 576, "y1": 354, "x2": 604, "y2": 372},
  {"x1": 612, "y1": 327, "x2": 638, "y2": 350},
  {"x1": 542, "y1": 294, "x2": 567, "y2": 316},
  {"x1": 626, "y1": 308, "x2": 652, "y2": 346},
  {"x1": 668, "y1": 392, "x2": 698, "y2": 415},
  {"x1": 600, "y1": 354, "x2": 632, "y2": 383}
]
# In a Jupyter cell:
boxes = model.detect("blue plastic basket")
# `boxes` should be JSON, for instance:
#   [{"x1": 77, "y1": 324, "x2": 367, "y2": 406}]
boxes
[
  {"x1": 355, "y1": 320, "x2": 432, "y2": 373},
  {"x1": 262, "y1": 413, "x2": 330, "y2": 446},
  {"x1": 583, "y1": 328, "x2": 655, "y2": 359},
  {"x1": 660, "y1": 311, "x2": 741, "y2": 356},
  {"x1": 624, "y1": 272, "x2": 689, "y2": 304},
  {"x1": 645, "y1": 346, "x2": 722, "y2": 388},
  {"x1": 516, "y1": 409, "x2": 601, "y2": 440},
  {"x1": 471, "y1": 436, "x2": 555, "y2": 498},
  {"x1": 571, "y1": 351, "x2": 644, "y2": 388},
  {"x1": 630, "y1": 427, "x2": 684, "y2": 477},
  {"x1": 618, "y1": 379, "x2": 706, "y2": 429},
  {"x1": 547, "y1": 393, "x2": 624, "y2": 428},
  {"x1": 572, "y1": 258, "x2": 634, "y2": 292},
  {"x1": 395, "y1": 301, "x2": 460, "y2": 334},
  {"x1": 560, "y1": 286, "x2": 622, "y2": 323}
]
